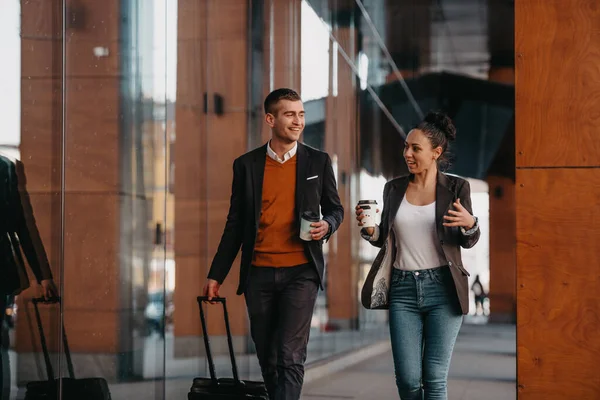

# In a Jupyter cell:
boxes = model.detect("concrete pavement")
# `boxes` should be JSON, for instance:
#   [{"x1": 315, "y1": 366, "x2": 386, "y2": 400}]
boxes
[
  {"x1": 8, "y1": 323, "x2": 515, "y2": 399},
  {"x1": 302, "y1": 323, "x2": 516, "y2": 400}
]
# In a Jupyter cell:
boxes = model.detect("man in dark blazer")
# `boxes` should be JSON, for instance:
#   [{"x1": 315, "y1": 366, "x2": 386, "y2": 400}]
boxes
[{"x1": 203, "y1": 88, "x2": 344, "y2": 400}]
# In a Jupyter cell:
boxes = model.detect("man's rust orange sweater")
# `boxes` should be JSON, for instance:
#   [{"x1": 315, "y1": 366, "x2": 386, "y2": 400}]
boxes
[{"x1": 252, "y1": 155, "x2": 310, "y2": 267}]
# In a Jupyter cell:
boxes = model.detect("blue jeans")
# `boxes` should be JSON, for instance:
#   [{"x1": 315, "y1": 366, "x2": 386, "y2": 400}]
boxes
[{"x1": 389, "y1": 267, "x2": 463, "y2": 400}]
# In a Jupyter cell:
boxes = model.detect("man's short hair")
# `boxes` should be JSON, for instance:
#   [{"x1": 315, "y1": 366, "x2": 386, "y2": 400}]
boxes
[{"x1": 264, "y1": 88, "x2": 301, "y2": 115}]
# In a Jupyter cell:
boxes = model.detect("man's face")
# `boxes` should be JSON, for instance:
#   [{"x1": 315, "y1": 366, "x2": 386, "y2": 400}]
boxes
[{"x1": 266, "y1": 100, "x2": 305, "y2": 143}]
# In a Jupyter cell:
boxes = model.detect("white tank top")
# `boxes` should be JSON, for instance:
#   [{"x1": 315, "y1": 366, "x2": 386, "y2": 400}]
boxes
[{"x1": 393, "y1": 194, "x2": 448, "y2": 271}]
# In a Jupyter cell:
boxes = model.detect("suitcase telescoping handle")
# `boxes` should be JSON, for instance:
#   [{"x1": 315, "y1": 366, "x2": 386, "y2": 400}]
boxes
[
  {"x1": 196, "y1": 296, "x2": 241, "y2": 385},
  {"x1": 32, "y1": 297, "x2": 76, "y2": 381}
]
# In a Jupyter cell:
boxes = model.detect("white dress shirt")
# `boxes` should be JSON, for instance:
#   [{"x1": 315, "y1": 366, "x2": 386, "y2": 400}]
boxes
[{"x1": 267, "y1": 141, "x2": 297, "y2": 163}]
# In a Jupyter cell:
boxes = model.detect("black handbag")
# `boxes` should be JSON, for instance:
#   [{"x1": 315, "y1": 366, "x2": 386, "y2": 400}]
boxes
[
  {"x1": 24, "y1": 297, "x2": 112, "y2": 400},
  {"x1": 188, "y1": 296, "x2": 268, "y2": 400}
]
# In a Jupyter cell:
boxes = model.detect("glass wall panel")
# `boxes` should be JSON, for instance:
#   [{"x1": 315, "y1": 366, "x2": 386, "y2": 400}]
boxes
[
  {"x1": 59, "y1": 0, "x2": 170, "y2": 398},
  {"x1": 3, "y1": 0, "x2": 65, "y2": 399},
  {"x1": 4, "y1": 0, "x2": 173, "y2": 398}
]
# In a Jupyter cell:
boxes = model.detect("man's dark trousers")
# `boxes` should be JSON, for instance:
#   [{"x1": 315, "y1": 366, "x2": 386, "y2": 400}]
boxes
[{"x1": 245, "y1": 263, "x2": 319, "y2": 400}]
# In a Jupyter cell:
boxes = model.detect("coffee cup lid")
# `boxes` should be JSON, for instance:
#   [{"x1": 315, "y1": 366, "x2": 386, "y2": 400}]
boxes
[
  {"x1": 358, "y1": 200, "x2": 377, "y2": 205},
  {"x1": 301, "y1": 211, "x2": 320, "y2": 222}
]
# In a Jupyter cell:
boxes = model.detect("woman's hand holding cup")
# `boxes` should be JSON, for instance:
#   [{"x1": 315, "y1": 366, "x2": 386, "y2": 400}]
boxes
[{"x1": 356, "y1": 201, "x2": 379, "y2": 236}]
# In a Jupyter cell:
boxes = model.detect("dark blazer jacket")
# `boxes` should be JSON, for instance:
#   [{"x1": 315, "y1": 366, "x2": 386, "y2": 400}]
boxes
[
  {"x1": 207, "y1": 142, "x2": 344, "y2": 294},
  {"x1": 0, "y1": 155, "x2": 53, "y2": 295},
  {"x1": 369, "y1": 171, "x2": 480, "y2": 314}
]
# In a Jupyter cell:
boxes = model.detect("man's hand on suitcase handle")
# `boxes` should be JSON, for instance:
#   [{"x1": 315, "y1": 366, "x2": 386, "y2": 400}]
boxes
[
  {"x1": 203, "y1": 279, "x2": 221, "y2": 304},
  {"x1": 40, "y1": 279, "x2": 59, "y2": 301}
]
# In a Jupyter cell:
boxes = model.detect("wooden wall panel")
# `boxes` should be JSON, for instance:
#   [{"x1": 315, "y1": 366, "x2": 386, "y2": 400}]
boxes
[
  {"x1": 18, "y1": 0, "x2": 126, "y2": 356},
  {"x1": 177, "y1": 0, "x2": 208, "y2": 40},
  {"x1": 174, "y1": 0, "x2": 209, "y2": 341},
  {"x1": 20, "y1": 0, "x2": 63, "y2": 38},
  {"x1": 16, "y1": 0, "x2": 64, "y2": 356},
  {"x1": 20, "y1": 79, "x2": 63, "y2": 193},
  {"x1": 516, "y1": 1, "x2": 600, "y2": 397},
  {"x1": 60, "y1": 0, "x2": 123, "y2": 354},
  {"x1": 260, "y1": 0, "x2": 302, "y2": 143},
  {"x1": 516, "y1": 169, "x2": 600, "y2": 398},
  {"x1": 176, "y1": 41, "x2": 208, "y2": 107},
  {"x1": 174, "y1": 0, "x2": 249, "y2": 341},
  {"x1": 64, "y1": 79, "x2": 120, "y2": 192},
  {"x1": 207, "y1": 0, "x2": 247, "y2": 39},
  {"x1": 324, "y1": 24, "x2": 358, "y2": 327},
  {"x1": 270, "y1": 0, "x2": 301, "y2": 91},
  {"x1": 384, "y1": 0, "x2": 431, "y2": 75},
  {"x1": 63, "y1": 194, "x2": 121, "y2": 312},
  {"x1": 64, "y1": 0, "x2": 120, "y2": 41},
  {"x1": 22, "y1": 39, "x2": 121, "y2": 78},
  {"x1": 205, "y1": 39, "x2": 249, "y2": 111},
  {"x1": 515, "y1": 0, "x2": 600, "y2": 167}
]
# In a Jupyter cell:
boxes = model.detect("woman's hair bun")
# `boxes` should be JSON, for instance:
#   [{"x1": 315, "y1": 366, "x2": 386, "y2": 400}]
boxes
[{"x1": 423, "y1": 111, "x2": 456, "y2": 142}]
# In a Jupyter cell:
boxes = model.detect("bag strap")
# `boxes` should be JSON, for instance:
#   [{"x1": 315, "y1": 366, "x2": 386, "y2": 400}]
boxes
[
  {"x1": 32, "y1": 297, "x2": 76, "y2": 380},
  {"x1": 196, "y1": 296, "x2": 241, "y2": 385}
]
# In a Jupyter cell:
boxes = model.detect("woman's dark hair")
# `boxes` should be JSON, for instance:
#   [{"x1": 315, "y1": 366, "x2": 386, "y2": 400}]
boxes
[{"x1": 415, "y1": 111, "x2": 456, "y2": 171}]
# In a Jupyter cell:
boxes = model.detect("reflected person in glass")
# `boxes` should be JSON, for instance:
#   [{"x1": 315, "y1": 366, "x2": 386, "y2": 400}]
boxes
[
  {"x1": 0, "y1": 155, "x2": 58, "y2": 399},
  {"x1": 357, "y1": 112, "x2": 480, "y2": 400},
  {"x1": 203, "y1": 88, "x2": 344, "y2": 400}
]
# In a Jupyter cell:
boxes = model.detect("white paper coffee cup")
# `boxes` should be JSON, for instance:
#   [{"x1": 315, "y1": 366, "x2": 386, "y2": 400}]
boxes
[
  {"x1": 300, "y1": 211, "x2": 320, "y2": 241},
  {"x1": 357, "y1": 200, "x2": 377, "y2": 228}
]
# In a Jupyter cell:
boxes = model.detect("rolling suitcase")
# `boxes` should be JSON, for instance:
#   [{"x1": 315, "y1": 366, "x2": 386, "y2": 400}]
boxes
[
  {"x1": 24, "y1": 297, "x2": 112, "y2": 400},
  {"x1": 188, "y1": 296, "x2": 268, "y2": 400}
]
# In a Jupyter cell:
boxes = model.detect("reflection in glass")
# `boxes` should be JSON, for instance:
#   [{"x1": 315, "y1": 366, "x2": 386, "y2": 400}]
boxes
[
  {"x1": 0, "y1": 157, "x2": 58, "y2": 400},
  {"x1": 301, "y1": 0, "x2": 330, "y2": 102}
]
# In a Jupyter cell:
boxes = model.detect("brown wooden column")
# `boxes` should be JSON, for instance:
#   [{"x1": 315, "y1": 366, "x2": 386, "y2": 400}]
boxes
[
  {"x1": 487, "y1": 175, "x2": 516, "y2": 322},
  {"x1": 516, "y1": 0, "x2": 600, "y2": 397},
  {"x1": 15, "y1": 0, "x2": 64, "y2": 363},
  {"x1": 173, "y1": 0, "x2": 250, "y2": 357},
  {"x1": 323, "y1": 5, "x2": 359, "y2": 329},
  {"x1": 270, "y1": 0, "x2": 301, "y2": 90},
  {"x1": 260, "y1": 0, "x2": 302, "y2": 143},
  {"x1": 487, "y1": 136, "x2": 517, "y2": 324},
  {"x1": 487, "y1": 0, "x2": 516, "y2": 323},
  {"x1": 173, "y1": 0, "x2": 209, "y2": 356},
  {"x1": 488, "y1": 0, "x2": 515, "y2": 85},
  {"x1": 384, "y1": 0, "x2": 431, "y2": 80}
]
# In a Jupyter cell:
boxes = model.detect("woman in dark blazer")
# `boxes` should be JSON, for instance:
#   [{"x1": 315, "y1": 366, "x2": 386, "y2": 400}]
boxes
[{"x1": 356, "y1": 112, "x2": 480, "y2": 400}]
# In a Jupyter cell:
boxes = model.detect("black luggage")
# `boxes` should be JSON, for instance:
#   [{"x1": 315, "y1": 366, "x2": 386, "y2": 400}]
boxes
[
  {"x1": 24, "y1": 297, "x2": 112, "y2": 400},
  {"x1": 188, "y1": 296, "x2": 268, "y2": 400}
]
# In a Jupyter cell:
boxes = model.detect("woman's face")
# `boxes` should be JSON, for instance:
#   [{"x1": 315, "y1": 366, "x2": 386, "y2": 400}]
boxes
[{"x1": 403, "y1": 129, "x2": 442, "y2": 174}]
